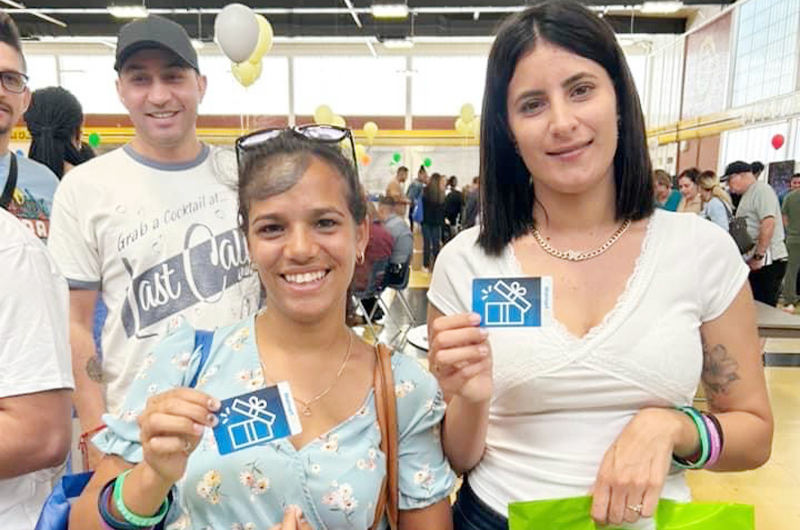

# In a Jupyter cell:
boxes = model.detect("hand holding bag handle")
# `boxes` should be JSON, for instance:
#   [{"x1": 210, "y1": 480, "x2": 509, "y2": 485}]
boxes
[{"x1": 370, "y1": 344, "x2": 399, "y2": 530}]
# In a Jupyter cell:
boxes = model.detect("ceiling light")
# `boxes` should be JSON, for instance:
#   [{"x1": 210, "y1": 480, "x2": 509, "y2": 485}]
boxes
[
  {"x1": 381, "y1": 37, "x2": 414, "y2": 49},
  {"x1": 371, "y1": 4, "x2": 409, "y2": 19},
  {"x1": 640, "y1": 1, "x2": 683, "y2": 14},
  {"x1": 107, "y1": 5, "x2": 149, "y2": 19}
]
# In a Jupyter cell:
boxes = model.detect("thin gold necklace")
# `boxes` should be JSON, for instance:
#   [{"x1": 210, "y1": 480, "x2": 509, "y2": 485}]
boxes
[
  {"x1": 259, "y1": 330, "x2": 354, "y2": 417},
  {"x1": 531, "y1": 219, "x2": 632, "y2": 262}
]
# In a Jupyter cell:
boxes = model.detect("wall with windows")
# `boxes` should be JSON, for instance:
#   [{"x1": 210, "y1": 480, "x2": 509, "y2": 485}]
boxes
[{"x1": 23, "y1": 42, "x2": 648, "y2": 123}]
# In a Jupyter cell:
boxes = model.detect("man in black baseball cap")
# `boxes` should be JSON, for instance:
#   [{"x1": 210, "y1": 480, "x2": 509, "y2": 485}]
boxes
[
  {"x1": 720, "y1": 160, "x2": 752, "y2": 183},
  {"x1": 114, "y1": 15, "x2": 199, "y2": 72}
]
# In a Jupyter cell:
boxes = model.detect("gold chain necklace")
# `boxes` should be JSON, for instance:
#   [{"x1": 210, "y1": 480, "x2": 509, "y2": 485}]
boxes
[
  {"x1": 259, "y1": 330, "x2": 354, "y2": 417},
  {"x1": 531, "y1": 219, "x2": 632, "y2": 262}
]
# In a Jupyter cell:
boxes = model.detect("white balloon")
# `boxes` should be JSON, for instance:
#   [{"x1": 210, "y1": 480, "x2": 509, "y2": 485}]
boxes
[{"x1": 214, "y1": 4, "x2": 259, "y2": 63}]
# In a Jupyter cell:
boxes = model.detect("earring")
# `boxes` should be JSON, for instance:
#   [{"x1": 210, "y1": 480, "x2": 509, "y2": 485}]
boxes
[
  {"x1": 356, "y1": 251, "x2": 365, "y2": 264},
  {"x1": 249, "y1": 261, "x2": 258, "y2": 273}
]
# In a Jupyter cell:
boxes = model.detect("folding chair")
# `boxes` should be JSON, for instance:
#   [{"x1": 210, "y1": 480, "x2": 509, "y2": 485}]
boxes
[
  {"x1": 351, "y1": 257, "x2": 392, "y2": 339},
  {"x1": 383, "y1": 259, "x2": 417, "y2": 325}
]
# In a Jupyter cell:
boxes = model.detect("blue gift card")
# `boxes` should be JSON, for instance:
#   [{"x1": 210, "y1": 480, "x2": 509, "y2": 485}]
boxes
[
  {"x1": 472, "y1": 277, "x2": 552, "y2": 328},
  {"x1": 213, "y1": 383, "x2": 302, "y2": 455}
]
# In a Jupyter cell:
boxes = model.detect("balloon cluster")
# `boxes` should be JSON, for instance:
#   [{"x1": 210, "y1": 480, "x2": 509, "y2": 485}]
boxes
[
  {"x1": 312, "y1": 105, "x2": 378, "y2": 166},
  {"x1": 454, "y1": 103, "x2": 480, "y2": 139},
  {"x1": 215, "y1": 4, "x2": 273, "y2": 88}
]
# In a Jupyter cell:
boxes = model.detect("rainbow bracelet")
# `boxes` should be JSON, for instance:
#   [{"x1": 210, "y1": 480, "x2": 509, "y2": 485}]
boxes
[
  {"x1": 703, "y1": 414, "x2": 722, "y2": 468},
  {"x1": 672, "y1": 406, "x2": 710, "y2": 469},
  {"x1": 112, "y1": 470, "x2": 169, "y2": 528}
]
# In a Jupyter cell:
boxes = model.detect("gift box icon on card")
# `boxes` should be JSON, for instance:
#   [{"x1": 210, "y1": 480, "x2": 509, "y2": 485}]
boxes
[
  {"x1": 483, "y1": 280, "x2": 532, "y2": 326},
  {"x1": 224, "y1": 396, "x2": 277, "y2": 450}
]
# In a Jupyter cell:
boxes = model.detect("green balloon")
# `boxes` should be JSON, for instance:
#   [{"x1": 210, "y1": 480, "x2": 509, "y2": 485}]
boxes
[
  {"x1": 88, "y1": 132, "x2": 101, "y2": 148},
  {"x1": 392, "y1": 152, "x2": 402, "y2": 163},
  {"x1": 424, "y1": 157, "x2": 432, "y2": 167}
]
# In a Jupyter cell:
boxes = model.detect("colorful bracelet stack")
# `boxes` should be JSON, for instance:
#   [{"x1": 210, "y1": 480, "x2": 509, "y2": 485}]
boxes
[
  {"x1": 672, "y1": 406, "x2": 725, "y2": 470},
  {"x1": 97, "y1": 470, "x2": 171, "y2": 530}
]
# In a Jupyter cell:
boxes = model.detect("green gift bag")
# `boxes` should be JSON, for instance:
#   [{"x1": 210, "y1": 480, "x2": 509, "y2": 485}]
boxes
[{"x1": 508, "y1": 496, "x2": 754, "y2": 530}]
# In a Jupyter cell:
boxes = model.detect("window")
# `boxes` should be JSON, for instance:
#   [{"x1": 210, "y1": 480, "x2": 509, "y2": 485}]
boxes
[
  {"x1": 411, "y1": 56, "x2": 487, "y2": 116},
  {"x1": 199, "y1": 55, "x2": 289, "y2": 115},
  {"x1": 294, "y1": 56, "x2": 406, "y2": 116},
  {"x1": 731, "y1": 0, "x2": 799, "y2": 107}
]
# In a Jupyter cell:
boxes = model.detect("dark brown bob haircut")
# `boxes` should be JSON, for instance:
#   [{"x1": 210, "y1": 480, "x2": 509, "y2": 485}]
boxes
[{"x1": 477, "y1": 0, "x2": 654, "y2": 256}]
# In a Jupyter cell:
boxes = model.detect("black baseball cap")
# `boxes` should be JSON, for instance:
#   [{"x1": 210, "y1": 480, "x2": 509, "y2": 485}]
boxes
[
  {"x1": 115, "y1": 15, "x2": 198, "y2": 72},
  {"x1": 721, "y1": 160, "x2": 752, "y2": 182}
]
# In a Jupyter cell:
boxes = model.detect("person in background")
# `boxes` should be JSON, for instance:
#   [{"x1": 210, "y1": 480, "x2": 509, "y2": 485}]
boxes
[
  {"x1": 0, "y1": 204, "x2": 74, "y2": 530},
  {"x1": 751, "y1": 161, "x2": 764, "y2": 180},
  {"x1": 377, "y1": 194, "x2": 413, "y2": 285},
  {"x1": 350, "y1": 200, "x2": 393, "y2": 324},
  {"x1": 698, "y1": 170, "x2": 732, "y2": 231},
  {"x1": 723, "y1": 160, "x2": 787, "y2": 307},
  {"x1": 443, "y1": 175, "x2": 463, "y2": 242},
  {"x1": 385, "y1": 165, "x2": 410, "y2": 218},
  {"x1": 676, "y1": 167, "x2": 702, "y2": 214},
  {"x1": 48, "y1": 15, "x2": 261, "y2": 471},
  {"x1": 427, "y1": 3, "x2": 772, "y2": 529},
  {"x1": 24, "y1": 86, "x2": 84, "y2": 180},
  {"x1": 422, "y1": 172, "x2": 446, "y2": 271},
  {"x1": 654, "y1": 169, "x2": 680, "y2": 211},
  {"x1": 462, "y1": 176, "x2": 480, "y2": 229},
  {"x1": 69, "y1": 129, "x2": 454, "y2": 530},
  {"x1": 406, "y1": 165, "x2": 428, "y2": 230},
  {"x1": 0, "y1": 12, "x2": 59, "y2": 242},
  {"x1": 780, "y1": 173, "x2": 800, "y2": 314}
]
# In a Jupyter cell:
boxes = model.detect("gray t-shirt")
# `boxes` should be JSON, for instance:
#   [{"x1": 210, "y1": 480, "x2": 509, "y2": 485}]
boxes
[
  {"x1": 384, "y1": 214, "x2": 413, "y2": 265},
  {"x1": 736, "y1": 181, "x2": 788, "y2": 261}
]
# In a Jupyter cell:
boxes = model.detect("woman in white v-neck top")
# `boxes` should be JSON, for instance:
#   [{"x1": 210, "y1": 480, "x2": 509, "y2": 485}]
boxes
[{"x1": 426, "y1": 3, "x2": 773, "y2": 530}]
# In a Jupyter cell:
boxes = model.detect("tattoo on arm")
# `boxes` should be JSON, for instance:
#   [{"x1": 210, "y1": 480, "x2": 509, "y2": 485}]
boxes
[
  {"x1": 86, "y1": 356, "x2": 104, "y2": 383},
  {"x1": 702, "y1": 342, "x2": 740, "y2": 402}
]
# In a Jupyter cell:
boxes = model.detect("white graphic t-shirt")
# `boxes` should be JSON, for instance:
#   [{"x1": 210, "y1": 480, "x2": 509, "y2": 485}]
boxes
[{"x1": 48, "y1": 144, "x2": 261, "y2": 413}]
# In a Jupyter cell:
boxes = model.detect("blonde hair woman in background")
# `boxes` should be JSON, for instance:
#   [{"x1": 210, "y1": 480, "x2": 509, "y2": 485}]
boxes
[
  {"x1": 699, "y1": 170, "x2": 733, "y2": 231},
  {"x1": 654, "y1": 169, "x2": 681, "y2": 211}
]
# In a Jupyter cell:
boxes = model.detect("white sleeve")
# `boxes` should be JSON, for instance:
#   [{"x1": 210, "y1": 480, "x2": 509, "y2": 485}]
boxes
[
  {"x1": 693, "y1": 215, "x2": 750, "y2": 322},
  {"x1": 0, "y1": 242, "x2": 74, "y2": 397},
  {"x1": 48, "y1": 175, "x2": 101, "y2": 289}
]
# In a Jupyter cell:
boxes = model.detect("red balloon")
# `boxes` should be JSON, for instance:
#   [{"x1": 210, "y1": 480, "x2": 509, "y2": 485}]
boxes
[{"x1": 772, "y1": 134, "x2": 785, "y2": 150}]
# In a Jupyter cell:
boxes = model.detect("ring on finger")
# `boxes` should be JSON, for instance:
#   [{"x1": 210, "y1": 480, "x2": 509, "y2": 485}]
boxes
[{"x1": 626, "y1": 504, "x2": 643, "y2": 514}]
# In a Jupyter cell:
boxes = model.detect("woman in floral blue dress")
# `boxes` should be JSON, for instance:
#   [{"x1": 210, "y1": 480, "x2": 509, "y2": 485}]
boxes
[{"x1": 70, "y1": 129, "x2": 455, "y2": 530}]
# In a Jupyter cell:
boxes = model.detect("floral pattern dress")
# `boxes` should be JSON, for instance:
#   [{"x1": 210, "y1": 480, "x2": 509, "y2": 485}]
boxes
[{"x1": 93, "y1": 315, "x2": 455, "y2": 530}]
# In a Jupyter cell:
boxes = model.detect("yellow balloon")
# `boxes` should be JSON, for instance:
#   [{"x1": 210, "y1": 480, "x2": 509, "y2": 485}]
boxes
[
  {"x1": 363, "y1": 121, "x2": 379, "y2": 141},
  {"x1": 460, "y1": 103, "x2": 475, "y2": 123},
  {"x1": 455, "y1": 117, "x2": 469, "y2": 136},
  {"x1": 332, "y1": 115, "x2": 346, "y2": 128},
  {"x1": 232, "y1": 60, "x2": 262, "y2": 87},
  {"x1": 355, "y1": 143, "x2": 367, "y2": 160},
  {"x1": 248, "y1": 15, "x2": 273, "y2": 64},
  {"x1": 314, "y1": 105, "x2": 334, "y2": 125},
  {"x1": 471, "y1": 117, "x2": 481, "y2": 138}
]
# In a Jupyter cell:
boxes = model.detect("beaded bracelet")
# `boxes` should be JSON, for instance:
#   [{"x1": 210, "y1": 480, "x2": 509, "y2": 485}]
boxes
[
  {"x1": 672, "y1": 406, "x2": 710, "y2": 469},
  {"x1": 98, "y1": 478, "x2": 149, "y2": 530},
  {"x1": 112, "y1": 470, "x2": 170, "y2": 528},
  {"x1": 702, "y1": 414, "x2": 721, "y2": 468}
]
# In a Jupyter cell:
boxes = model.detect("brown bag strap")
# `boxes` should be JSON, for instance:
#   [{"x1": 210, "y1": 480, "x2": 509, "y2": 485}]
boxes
[{"x1": 371, "y1": 343, "x2": 399, "y2": 530}]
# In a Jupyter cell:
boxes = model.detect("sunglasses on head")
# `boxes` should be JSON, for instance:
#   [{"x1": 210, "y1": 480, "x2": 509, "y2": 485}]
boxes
[{"x1": 235, "y1": 124, "x2": 359, "y2": 179}]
